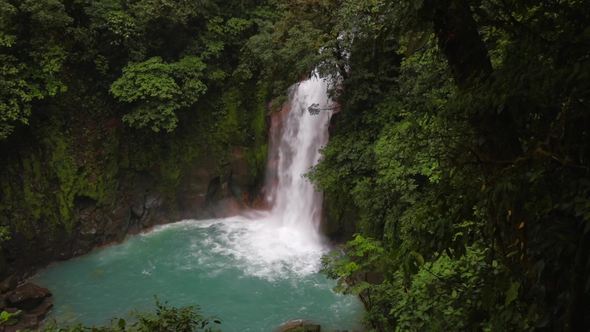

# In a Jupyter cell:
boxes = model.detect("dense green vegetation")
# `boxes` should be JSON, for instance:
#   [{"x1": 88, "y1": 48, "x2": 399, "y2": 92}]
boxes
[
  {"x1": 0, "y1": 0, "x2": 275, "y2": 275},
  {"x1": 259, "y1": 0, "x2": 589, "y2": 331},
  {"x1": 2, "y1": 0, "x2": 590, "y2": 331},
  {"x1": 0, "y1": 300, "x2": 217, "y2": 331},
  {"x1": 40, "y1": 300, "x2": 220, "y2": 332}
]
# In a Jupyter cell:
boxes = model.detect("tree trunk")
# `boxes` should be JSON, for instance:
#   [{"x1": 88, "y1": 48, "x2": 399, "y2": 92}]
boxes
[
  {"x1": 429, "y1": 0, "x2": 521, "y2": 164},
  {"x1": 431, "y1": 0, "x2": 492, "y2": 87}
]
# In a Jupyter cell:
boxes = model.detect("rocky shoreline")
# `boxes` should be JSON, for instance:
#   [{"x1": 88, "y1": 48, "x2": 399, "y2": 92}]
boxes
[{"x1": 0, "y1": 283, "x2": 53, "y2": 331}]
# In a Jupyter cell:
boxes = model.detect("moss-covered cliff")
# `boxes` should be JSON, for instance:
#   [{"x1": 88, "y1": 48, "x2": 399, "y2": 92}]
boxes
[
  {"x1": 0, "y1": 0, "x2": 280, "y2": 280},
  {"x1": 0, "y1": 79, "x2": 270, "y2": 279}
]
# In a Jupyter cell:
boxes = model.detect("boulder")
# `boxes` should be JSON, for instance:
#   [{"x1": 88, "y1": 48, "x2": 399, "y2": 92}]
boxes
[
  {"x1": 27, "y1": 296, "x2": 53, "y2": 318},
  {"x1": 2, "y1": 284, "x2": 53, "y2": 332},
  {"x1": 5, "y1": 283, "x2": 51, "y2": 311},
  {"x1": 277, "y1": 320, "x2": 321, "y2": 332},
  {"x1": 2, "y1": 297, "x2": 52, "y2": 332}
]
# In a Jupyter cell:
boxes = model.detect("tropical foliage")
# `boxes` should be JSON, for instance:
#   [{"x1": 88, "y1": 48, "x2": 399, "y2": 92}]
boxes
[
  {"x1": 0, "y1": 0, "x2": 274, "y2": 278},
  {"x1": 259, "y1": 0, "x2": 590, "y2": 330},
  {"x1": 41, "y1": 300, "x2": 220, "y2": 332},
  {"x1": 1, "y1": 0, "x2": 589, "y2": 331}
]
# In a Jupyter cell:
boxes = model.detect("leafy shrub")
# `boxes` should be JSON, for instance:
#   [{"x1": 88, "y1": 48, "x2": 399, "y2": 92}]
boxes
[{"x1": 41, "y1": 299, "x2": 220, "y2": 332}]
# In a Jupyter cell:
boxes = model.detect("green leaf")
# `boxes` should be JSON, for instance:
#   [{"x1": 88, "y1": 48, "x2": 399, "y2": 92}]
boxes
[{"x1": 505, "y1": 281, "x2": 520, "y2": 306}]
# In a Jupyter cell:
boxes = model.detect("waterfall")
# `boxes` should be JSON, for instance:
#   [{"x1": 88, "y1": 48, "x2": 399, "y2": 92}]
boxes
[
  {"x1": 157, "y1": 76, "x2": 335, "y2": 279},
  {"x1": 200, "y1": 75, "x2": 335, "y2": 279},
  {"x1": 266, "y1": 77, "x2": 333, "y2": 242}
]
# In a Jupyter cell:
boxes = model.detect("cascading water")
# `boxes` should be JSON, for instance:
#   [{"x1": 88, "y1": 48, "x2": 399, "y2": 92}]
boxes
[
  {"x1": 272, "y1": 77, "x2": 332, "y2": 235},
  {"x1": 197, "y1": 75, "x2": 335, "y2": 278},
  {"x1": 32, "y1": 76, "x2": 361, "y2": 331}
]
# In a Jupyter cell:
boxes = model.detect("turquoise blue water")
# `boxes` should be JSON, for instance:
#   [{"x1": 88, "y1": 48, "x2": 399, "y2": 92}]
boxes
[{"x1": 33, "y1": 218, "x2": 363, "y2": 331}]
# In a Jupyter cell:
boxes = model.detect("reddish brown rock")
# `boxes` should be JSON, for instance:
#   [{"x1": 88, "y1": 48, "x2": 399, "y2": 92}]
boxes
[
  {"x1": 5, "y1": 283, "x2": 51, "y2": 311},
  {"x1": 1, "y1": 283, "x2": 53, "y2": 332}
]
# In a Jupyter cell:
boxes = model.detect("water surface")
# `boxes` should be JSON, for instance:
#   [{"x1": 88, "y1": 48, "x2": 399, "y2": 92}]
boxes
[
  {"x1": 33, "y1": 76, "x2": 362, "y2": 331},
  {"x1": 33, "y1": 216, "x2": 363, "y2": 331}
]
